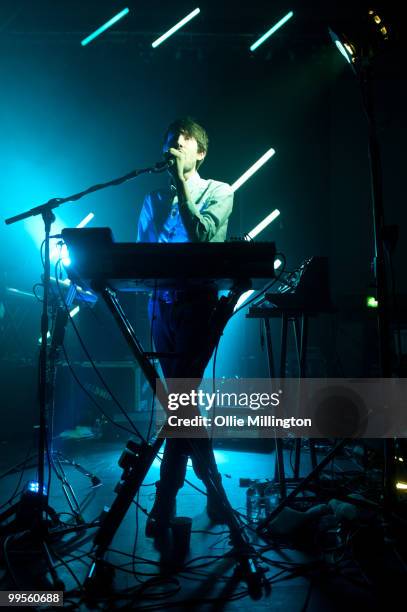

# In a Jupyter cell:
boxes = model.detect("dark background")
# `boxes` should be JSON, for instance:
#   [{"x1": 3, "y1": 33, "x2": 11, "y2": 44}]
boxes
[{"x1": 0, "y1": 1, "x2": 405, "y2": 432}]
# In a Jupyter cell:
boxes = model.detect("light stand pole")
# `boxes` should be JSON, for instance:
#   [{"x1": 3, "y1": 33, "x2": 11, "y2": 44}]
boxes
[
  {"x1": 359, "y1": 59, "x2": 396, "y2": 511},
  {"x1": 329, "y1": 19, "x2": 397, "y2": 511}
]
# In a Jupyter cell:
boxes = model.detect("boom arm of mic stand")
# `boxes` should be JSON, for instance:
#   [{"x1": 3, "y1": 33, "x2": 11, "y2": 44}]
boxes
[{"x1": 4, "y1": 163, "x2": 159, "y2": 226}]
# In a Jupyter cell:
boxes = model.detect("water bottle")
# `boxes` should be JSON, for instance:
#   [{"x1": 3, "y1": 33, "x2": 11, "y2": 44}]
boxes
[
  {"x1": 264, "y1": 483, "x2": 281, "y2": 514},
  {"x1": 246, "y1": 484, "x2": 261, "y2": 523}
]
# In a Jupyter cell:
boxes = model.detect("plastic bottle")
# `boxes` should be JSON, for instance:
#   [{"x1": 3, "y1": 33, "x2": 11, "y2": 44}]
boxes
[
  {"x1": 246, "y1": 484, "x2": 261, "y2": 523},
  {"x1": 264, "y1": 483, "x2": 281, "y2": 514}
]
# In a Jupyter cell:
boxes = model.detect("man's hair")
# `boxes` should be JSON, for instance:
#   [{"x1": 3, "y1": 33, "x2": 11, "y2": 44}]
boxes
[{"x1": 163, "y1": 117, "x2": 209, "y2": 169}]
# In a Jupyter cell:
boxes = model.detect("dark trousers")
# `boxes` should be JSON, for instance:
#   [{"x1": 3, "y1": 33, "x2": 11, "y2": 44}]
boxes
[{"x1": 148, "y1": 291, "x2": 222, "y2": 495}]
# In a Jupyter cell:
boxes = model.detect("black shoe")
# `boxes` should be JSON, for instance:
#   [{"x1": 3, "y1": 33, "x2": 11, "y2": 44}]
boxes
[{"x1": 145, "y1": 482, "x2": 176, "y2": 538}]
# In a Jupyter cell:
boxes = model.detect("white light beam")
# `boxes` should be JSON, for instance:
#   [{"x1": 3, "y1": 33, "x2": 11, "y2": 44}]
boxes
[
  {"x1": 247, "y1": 209, "x2": 280, "y2": 240},
  {"x1": 231, "y1": 148, "x2": 275, "y2": 192},
  {"x1": 152, "y1": 8, "x2": 200, "y2": 48}
]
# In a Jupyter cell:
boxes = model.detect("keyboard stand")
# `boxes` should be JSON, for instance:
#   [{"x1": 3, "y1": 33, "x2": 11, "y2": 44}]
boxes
[
  {"x1": 247, "y1": 307, "x2": 320, "y2": 498},
  {"x1": 85, "y1": 285, "x2": 265, "y2": 596}
]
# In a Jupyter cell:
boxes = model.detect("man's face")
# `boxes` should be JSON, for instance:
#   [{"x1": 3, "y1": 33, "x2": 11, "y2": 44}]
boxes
[{"x1": 164, "y1": 130, "x2": 205, "y2": 173}]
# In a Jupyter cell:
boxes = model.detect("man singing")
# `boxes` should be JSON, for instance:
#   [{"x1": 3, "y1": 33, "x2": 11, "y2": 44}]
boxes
[{"x1": 137, "y1": 117, "x2": 234, "y2": 538}]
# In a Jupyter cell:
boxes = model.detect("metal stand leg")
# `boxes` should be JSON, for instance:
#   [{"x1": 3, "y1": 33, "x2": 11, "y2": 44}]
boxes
[
  {"x1": 262, "y1": 312, "x2": 315, "y2": 488},
  {"x1": 264, "y1": 319, "x2": 275, "y2": 380},
  {"x1": 264, "y1": 318, "x2": 286, "y2": 498}
]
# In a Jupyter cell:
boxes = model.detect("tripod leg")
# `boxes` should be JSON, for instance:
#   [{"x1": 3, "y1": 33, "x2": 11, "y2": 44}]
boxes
[
  {"x1": 51, "y1": 452, "x2": 84, "y2": 523},
  {"x1": 55, "y1": 452, "x2": 101, "y2": 487}
]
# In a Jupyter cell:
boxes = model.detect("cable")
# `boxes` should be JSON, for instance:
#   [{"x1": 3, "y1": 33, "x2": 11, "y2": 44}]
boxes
[
  {"x1": 132, "y1": 490, "x2": 141, "y2": 581},
  {"x1": 61, "y1": 344, "x2": 136, "y2": 436},
  {"x1": 47, "y1": 543, "x2": 83, "y2": 590},
  {"x1": 44, "y1": 420, "x2": 53, "y2": 519},
  {"x1": 55, "y1": 259, "x2": 144, "y2": 441},
  {"x1": 2, "y1": 535, "x2": 20, "y2": 587},
  {"x1": 146, "y1": 282, "x2": 158, "y2": 443},
  {"x1": 32, "y1": 283, "x2": 44, "y2": 303},
  {"x1": 232, "y1": 259, "x2": 286, "y2": 318},
  {"x1": 0, "y1": 444, "x2": 33, "y2": 505}
]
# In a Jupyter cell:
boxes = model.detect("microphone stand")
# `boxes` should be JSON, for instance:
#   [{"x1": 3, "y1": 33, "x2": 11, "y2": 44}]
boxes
[
  {"x1": 4, "y1": 162, "x2": 169, "y2": 227},
  {"x1": 1, "y1": 161, "x2": 168, "y2": 585}
]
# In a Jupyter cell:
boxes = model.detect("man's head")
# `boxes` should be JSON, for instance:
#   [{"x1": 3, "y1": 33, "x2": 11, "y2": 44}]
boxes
[{"x1": 163, "y1": 117, "x2": 208, "y2": 172}]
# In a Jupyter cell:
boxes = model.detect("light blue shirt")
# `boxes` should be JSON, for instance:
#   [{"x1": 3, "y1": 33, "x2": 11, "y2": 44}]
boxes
[{"x1": 137, "y1": 172, "x2": 233, "y2": 243}]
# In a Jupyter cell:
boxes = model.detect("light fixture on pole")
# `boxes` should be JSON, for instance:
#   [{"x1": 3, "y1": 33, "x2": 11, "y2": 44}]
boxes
[{"x1": 329, "y1": 8, "x2": 396, "y2": 509}]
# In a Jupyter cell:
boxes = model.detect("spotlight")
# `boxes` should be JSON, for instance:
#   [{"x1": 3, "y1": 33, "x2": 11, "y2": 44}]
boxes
[
  {"x1": 81, "y1": 8, "x2": 130, "y2": 46},
  {"x1": 250, "y1": 11, "x2": 294, "y2": 52},
  {"x1": 329, "y1": 8, "x2": 390, "y2": 73},
  {"x1": 396, "y1": 482, "x2": 407, "y2": 491},
  {"x1": 328, "y1": 28, "x2": 356, "y2": 66},
  {"x1": 59, "y1": 243, "x2": 71, "y2": 267},
  {"x1": 231, "y1": 148, "x2": 275, "y2": 192},
  {"x1": 152, "y1": 8, "x2": 200, "y2": 48}
]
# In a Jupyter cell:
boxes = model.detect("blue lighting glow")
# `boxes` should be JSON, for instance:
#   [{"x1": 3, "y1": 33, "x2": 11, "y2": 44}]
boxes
[
  {"x1": 250, "y1": 11, "x2": 294, "y2": 52},
  {"x1": 50, "y1": 212, "x2": 93, "y2": 265},
  {"x1": 27, "y1": 480, "x2": 47, "y2": 495},
  {"x1": 81, "y1": 8, "x2": 130, "y2": 47},
  {"x1": 152, "y1": 8, "x2": 200, "y2": 48}
]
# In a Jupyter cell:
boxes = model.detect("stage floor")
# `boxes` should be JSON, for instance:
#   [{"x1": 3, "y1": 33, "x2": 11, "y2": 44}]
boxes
[{"x1": 0, "y1": 437, "x2": 402, "y2": 611}]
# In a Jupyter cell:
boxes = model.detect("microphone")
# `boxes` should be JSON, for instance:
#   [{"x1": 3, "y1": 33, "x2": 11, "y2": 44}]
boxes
[{"x1": 154, "y1": 153, "x2": 175, "y2": 171}]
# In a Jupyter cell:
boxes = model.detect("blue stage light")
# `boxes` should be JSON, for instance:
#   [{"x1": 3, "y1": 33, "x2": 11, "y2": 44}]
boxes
[
  {"x1": 81, "y1": 8, "x2": 130, "y2": 46},
  {"x1": 27, "y1": 480, "x2": 47, "y2": 495},
  {"x1": 250, "y1": 11, "x2": 294, "y2": 52}
]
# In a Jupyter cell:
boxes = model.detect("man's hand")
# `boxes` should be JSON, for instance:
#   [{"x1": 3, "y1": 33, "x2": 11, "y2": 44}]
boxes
[{"x1": 167, "y1": 147, "x2": 186, "y2": 183}]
